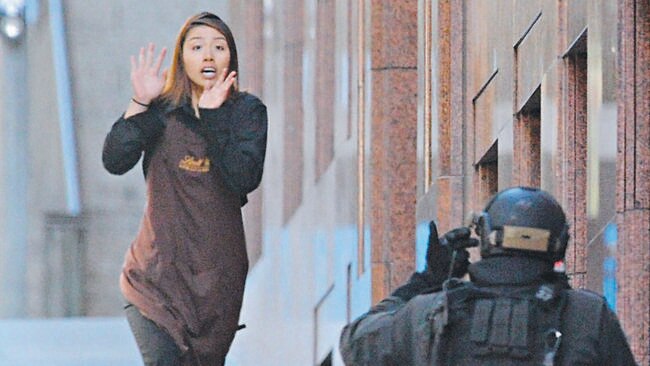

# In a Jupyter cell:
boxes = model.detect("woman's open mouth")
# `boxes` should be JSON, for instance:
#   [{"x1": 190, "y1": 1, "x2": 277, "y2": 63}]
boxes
[{"x1": 201, "y1": 67, "x2": 217, "y2": 78}]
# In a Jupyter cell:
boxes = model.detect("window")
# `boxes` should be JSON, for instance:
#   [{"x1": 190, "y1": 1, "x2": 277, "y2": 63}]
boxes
[
  {"x1": 476, "y1": 141, "x2": 498, "y2": 205},
  {"x1": 514, "y1": 86, "x2": 541, "y2": 188}
]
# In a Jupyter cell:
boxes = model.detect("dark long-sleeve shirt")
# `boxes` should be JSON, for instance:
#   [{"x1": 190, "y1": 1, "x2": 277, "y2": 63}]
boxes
[{"x1": 103, "y1": 92, "x2": 267, "y2": 203}]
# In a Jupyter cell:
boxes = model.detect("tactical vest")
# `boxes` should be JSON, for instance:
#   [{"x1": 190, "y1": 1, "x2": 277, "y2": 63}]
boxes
[{"x1": 426, "y1": 280, "x2": 595, "y2": 366}]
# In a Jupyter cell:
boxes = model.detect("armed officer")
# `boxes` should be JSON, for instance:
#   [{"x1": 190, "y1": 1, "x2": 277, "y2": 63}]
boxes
[{"x1": 340, "y1": 187, "x2": 637, "y2": 365}]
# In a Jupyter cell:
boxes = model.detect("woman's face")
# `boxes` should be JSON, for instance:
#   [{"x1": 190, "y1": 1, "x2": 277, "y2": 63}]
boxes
[{"x1": 182, "y1": 25, "x2": 231, "y2": 93}]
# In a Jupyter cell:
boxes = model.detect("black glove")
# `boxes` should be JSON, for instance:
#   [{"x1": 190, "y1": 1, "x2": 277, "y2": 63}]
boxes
[
  {"x1": 391, "y1": 271, "x2": 438, "y2": 302},
  {"x1": 425, "y1": 221, "x2": 475, "y2": 283},
  {"x1": 392, "y1": 222, "x2": 476, "y2": 302}
]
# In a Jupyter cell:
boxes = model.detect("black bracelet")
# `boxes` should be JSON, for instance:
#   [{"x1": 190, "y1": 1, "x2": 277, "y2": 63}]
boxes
[{"x1": 131, "y1": 98, "x2": 150, "y2": 107}]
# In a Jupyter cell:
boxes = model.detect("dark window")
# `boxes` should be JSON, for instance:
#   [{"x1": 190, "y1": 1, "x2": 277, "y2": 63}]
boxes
[
  {"x1": 514, "y1": 87, "x2": 541, "y2": 188},
  {"x1": 476, "y1": 141, "x2": 498, "y2": 205}
]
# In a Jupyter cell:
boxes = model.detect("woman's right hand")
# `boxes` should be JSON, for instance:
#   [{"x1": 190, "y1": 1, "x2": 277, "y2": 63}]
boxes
[{"x1": 130, "y1": 43, "x2": 168, "y2": 105}]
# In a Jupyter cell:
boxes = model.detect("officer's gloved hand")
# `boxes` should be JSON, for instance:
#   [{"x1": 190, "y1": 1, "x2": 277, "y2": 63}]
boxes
[
  {"x1": 390, "y1": 271, "x2": 438, "y2": 302},
  {"x1": 426, "y1": 223, "x2": 475, "y2": 281},
  {"x1": 391, "y1": 221, "x2": 476, "y2": 302}
]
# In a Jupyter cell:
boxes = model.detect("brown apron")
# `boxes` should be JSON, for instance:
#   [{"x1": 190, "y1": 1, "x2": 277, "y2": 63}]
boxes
[{"x1": 120, "y1": 111, "x2": 248, "y2": 364}]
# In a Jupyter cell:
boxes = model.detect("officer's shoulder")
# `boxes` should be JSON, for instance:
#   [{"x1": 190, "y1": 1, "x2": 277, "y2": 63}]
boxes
[
  {"x1": 412, "y1": 291, "x2": 446, "y2": 302},
  {"x1": 411, "y1": 281, "x2": 472, "y2": 304},
  {"x1": 563, "y1": 288, "x2": 608, "y2": 314},
  {"x1": 398, "y1": 291, "x2": 445, "y2": 315},
  {"x1": 565, "y1": 288, "x2": 606, "y2": 301},
  {"x1": 397, "y1": 292, "x2": 448, "y2": 323}
]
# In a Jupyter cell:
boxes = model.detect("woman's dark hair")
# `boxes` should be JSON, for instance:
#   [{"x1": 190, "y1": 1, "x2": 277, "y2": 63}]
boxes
[{"x1": 160, "y1": 12, "x2": 239, "y2": 106}]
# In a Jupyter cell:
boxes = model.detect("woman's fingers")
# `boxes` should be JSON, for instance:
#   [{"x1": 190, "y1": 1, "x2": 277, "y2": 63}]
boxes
[
  {"x1": 133, "y1": 44, "x2": 166, "y2": 75},
  {"x1": 224, "y1": 71, "x2": 237, "y2": 86},
  {"x1": 199, "y1": 70, "x2": 237, "y2": 108},
  {"x1": 213, "y1": 70, "x2": 235, "y2": 88},
  {"x1": 214, "y1": 71, "x2": 236, "y2": 92},
  {"x1": 216, "y1": 71, "x2": 236, "y2": 91},
  {"x1": 214, "y1": 68, "x2": 229, "y2": 86},
  {"x1": 130, "y1": 43, "x2": 167, "y2": 102},
  {"x1": 145, "y1": 43, "x2": 154, "y2": 68},
  {"x1": 138, "y1": 47, "x2": 145, "y2": 68},
  {"x1": 153, "y1": 47, "x2": 167, "y2": 74}
]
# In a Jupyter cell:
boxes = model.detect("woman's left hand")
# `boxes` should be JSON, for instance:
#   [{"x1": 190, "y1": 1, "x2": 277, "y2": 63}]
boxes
[{"x1": 198, "y1": 69, "x2": 237, "y2": 109}]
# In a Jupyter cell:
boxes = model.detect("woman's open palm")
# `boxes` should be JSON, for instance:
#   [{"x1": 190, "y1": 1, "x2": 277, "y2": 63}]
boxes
[
  {"x1": 198, "y1": 69, "x2": 237, "y2": 109},
  {"x1": 130, "y1": 43, "x2": 167, "y2": 104}
]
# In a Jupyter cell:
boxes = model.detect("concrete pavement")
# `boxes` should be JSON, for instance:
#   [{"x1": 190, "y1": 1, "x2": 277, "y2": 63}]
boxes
[{"x1": 0, "y1": 317, "x2": 141, "y2": 365}]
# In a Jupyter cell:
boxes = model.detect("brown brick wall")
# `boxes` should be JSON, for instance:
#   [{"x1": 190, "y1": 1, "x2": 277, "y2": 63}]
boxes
[
  {"x1": 369, "y1": 0, "x2": 418, "y2": 303},
  {"x1": 564, "y1": 51, "x2": 588, "y2": 288},
  {"x1": 617, "y1": 0, "x2": 650, "y2": 363},
  {"x1": 436, "y1": 0, "x2": 468, "y2": 233},
  {"x1": 224, "y1": 1, "x2": 649, "y2": 363}
]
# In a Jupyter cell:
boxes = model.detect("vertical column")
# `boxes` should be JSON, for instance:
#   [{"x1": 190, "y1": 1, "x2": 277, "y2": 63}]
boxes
[
  {"x1": 436, "y1": 0, "x2": 466, "y2": 233},
  {"x1": 617, "y1": 0, "x2": 650, "y2": 364},
  {"x1": 232, "y1": 0, "x2": 266, "y2": 266},
  {"x1": 0, "y1": 33, "x2": 28, "y2": 317},
  {"x1": 357, "y1": 0, "x2": 367, "y2": 275},
  {"x1": 369, "y1": 0, "x2": 418, "y2": 303},
  {"x1": 314, "y1": 0, "x2": 336, "y2": 181},
  {"x1": 281, "y1": 0, "x2": 304, "y2": 224},
  {"x1": 564, "y1": 49, "x2": 588, "y2": 288}
]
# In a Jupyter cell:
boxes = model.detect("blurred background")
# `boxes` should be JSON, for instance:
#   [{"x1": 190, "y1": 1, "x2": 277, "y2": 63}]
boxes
[{"x1": 0, "y1": 0, "x2": 648, "y2": 365}]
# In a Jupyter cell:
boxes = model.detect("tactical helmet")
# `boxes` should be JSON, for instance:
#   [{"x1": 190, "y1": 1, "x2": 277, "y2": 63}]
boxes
[{"x1": 474, "y1": 187, "x2": 570, "y2": 262}]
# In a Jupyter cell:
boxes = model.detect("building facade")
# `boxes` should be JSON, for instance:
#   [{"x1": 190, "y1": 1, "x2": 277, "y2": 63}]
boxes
[{"x1": 227, "y1": 0, "x2": 649, "y2": 364}]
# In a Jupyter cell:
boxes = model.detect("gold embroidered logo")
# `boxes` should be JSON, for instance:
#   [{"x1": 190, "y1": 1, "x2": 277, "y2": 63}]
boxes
[{"x1": 179, "y1": 155, "x2": 210, "y2": 173}]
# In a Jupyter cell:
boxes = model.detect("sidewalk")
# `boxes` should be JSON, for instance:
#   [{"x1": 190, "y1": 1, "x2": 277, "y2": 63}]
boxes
[{"x1": 0, "y1": 317, "x2": 141, "y2": 366}]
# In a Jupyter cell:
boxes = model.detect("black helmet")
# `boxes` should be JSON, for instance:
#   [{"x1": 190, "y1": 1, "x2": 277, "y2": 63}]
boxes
[{"x1": 474, "y1": 187, "x2": 569, "y2": 262}]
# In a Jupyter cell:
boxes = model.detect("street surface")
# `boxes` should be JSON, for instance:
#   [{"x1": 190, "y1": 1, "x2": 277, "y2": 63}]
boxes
[{"x1": 0, "y1": 317, "x2": 141, "y2": 365}]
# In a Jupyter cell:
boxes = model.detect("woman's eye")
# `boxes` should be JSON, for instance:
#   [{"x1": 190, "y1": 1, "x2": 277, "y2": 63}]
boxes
[
  {"x1": 192, "y1": 45, "x2": 202, "y2": 51},
  {"x1": 216, "y1": 45, "x2": 225, "y2": 51}
]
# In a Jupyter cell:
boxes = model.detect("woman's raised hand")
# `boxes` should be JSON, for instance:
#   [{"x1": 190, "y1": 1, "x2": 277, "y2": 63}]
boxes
[
  {"x1": 130, "y1": 43, "x2": 168, "y2": 105},
  {"x1": 198, "y1": 68, "x2": 237, "y2": 109}
]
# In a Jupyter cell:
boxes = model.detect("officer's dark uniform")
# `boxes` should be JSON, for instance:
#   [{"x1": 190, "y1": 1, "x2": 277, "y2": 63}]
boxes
[{"x1": 339, "y1": 187, "x2": 638, "y2": 366}]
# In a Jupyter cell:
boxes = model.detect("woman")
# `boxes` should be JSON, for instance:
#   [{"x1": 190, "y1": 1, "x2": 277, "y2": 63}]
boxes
[{"x1": 102, "y1": 12, "x2": 267, "y2": 365}]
